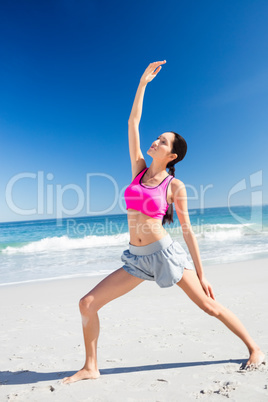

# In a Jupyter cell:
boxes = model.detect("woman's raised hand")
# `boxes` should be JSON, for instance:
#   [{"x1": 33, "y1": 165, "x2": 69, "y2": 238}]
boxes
[{"x1": 140, "y1": 60, "x2": 166, "y2": 85}]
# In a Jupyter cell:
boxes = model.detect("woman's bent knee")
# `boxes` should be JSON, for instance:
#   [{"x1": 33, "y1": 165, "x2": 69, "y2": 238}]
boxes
[
  {"x1": 201, "y1": 300, "x2": 221, "y2": 317},
  {"x1": 79, "y1": 294, "x2": 97, "y2": 315}
]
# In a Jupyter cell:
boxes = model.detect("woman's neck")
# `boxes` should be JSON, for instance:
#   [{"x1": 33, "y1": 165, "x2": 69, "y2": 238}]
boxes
[{"x1": 146, "y1": 165, "x2": 168, "y2": 179}]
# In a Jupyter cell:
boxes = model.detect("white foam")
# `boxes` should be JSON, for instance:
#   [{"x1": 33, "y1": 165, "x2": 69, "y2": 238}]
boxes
[
  {"x1": 202, "y1": 228, "x2": 243, "y2": 240},
  {"x1": 2, "y1": 233, "x2": 130, "y2": 255},
  {"x1": 190, "y1": 223, "x2": 250, "y2": 241}
]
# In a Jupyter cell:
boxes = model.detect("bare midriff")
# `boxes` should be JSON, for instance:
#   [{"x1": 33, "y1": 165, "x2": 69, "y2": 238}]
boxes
[{"x1": 127, "y1": 209, "x2": 169, "y2": 246}]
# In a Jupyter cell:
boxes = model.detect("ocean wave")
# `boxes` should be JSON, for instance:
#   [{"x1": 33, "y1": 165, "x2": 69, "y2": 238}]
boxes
[
  {"x1": 2, "y1": 233, "x2": 130, "y2": 254},
  {"x1": 203, "y1": 223, "x2": 253, "y2": 228},
  {"x1": 2, "y1": 223, "x2": 267, "y2": 254},
  {"x1": 191, "y1": 222, "x2": 267, "y2": 240},
  {"x1": 201, "y1": 229, "x2": 243, "y2": 240}
]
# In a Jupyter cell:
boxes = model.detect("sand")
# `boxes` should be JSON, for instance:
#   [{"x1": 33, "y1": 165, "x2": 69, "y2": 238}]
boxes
[{"x1": 1, "y1": 258, "x2": 268, "y2": 401}]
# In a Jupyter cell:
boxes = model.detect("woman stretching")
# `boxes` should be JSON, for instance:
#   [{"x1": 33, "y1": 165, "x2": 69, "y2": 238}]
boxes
[{"x1": 62, "y1": 60, "x2": 265, "y2": 384}]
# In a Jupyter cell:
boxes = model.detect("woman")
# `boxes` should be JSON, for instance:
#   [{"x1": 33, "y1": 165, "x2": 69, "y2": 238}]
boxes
[{"x1": 62, "y1": 60, "x2": 265, "y2": 384}]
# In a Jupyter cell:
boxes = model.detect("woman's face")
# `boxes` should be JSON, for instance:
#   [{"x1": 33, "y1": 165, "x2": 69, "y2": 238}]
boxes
[{"x1": 147, "y1": 132, "x2": 175, "y2": 161}]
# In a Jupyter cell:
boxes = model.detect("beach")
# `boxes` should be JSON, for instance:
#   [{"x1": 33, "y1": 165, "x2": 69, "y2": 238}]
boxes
[{"x1": 1, "y1": 257, "x2": 268, "y2": 401}]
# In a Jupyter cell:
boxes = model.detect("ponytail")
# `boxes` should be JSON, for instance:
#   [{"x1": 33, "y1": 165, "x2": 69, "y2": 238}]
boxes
[
  {"x1": 168, "y1": 165, "x2": 175, "y2": 177},
  {"x1": 162, "y1": 164, "x2": 176, "y2": 225}
]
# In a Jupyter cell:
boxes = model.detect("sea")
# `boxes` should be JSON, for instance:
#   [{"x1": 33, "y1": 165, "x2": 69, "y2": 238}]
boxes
[{"x1": 1, "y1": 205, "x2": 268, "y2": 286}]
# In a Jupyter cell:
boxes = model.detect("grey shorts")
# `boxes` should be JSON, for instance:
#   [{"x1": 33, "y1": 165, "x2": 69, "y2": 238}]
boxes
[{"x1": 121, "y1": 233, "x2": 195, "y2": 288}]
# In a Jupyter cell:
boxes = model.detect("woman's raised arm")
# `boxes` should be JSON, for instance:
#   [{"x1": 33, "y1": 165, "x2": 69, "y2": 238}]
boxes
[
  {"x1": 128, "y1": 82, "x2": 146, "y2": 168},
  {"x1": 128, "y1": 61, "x2": 166, "y2": 174}
]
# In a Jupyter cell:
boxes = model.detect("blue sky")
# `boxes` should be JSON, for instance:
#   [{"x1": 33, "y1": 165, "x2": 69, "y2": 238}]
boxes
[{"x1": 1, "y1": 0, "x2": 267, "y2": 222}]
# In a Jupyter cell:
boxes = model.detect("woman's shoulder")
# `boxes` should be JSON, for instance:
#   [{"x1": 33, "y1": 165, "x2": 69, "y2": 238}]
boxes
[
  {"x1": 170, "y1": 176, "x2": 184, "y2": 186},
  {"x1": 170, "y1": 177, "x2": 187, "y2": 202}
]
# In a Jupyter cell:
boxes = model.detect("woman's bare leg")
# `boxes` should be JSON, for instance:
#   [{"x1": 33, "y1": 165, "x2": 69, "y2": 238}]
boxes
[
  {"x1": 177, "y1": 269, "x2": 266, "y2": 368},
  {"x1": 62, "y1": 268, "x2": 144, "y2": 383}
]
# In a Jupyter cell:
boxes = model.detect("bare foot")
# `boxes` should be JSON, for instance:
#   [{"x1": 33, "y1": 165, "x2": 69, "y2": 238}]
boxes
[
  {"x1": 245, "y1": 349, "x2": 266, "y2": 370},
  {"x1": 62, "y1": 367, "x2": 100, "y2": 384}
]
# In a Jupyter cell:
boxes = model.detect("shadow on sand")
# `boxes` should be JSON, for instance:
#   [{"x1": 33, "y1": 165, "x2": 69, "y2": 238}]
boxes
[{"x1": 0, "y1": 358, "x2": 246, "y2": 385}]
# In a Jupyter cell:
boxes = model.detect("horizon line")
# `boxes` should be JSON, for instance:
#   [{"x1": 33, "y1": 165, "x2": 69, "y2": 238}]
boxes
[{"x1": 1, "y1": 203, "x2": 267, "y2": 225}]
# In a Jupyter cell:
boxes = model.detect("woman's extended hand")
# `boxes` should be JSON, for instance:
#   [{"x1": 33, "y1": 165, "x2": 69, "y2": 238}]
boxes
[
  {"x1": 200, "y1": 277, "x2": 215, "y2": 300},
  {"x1": 140, "y1": 60, "x2": 166, "y2": 85}
]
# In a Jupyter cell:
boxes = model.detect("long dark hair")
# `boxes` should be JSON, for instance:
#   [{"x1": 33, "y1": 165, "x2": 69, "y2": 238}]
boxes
[{"x1": 162, "y1": 131, "x2": 188, "y2": 226}]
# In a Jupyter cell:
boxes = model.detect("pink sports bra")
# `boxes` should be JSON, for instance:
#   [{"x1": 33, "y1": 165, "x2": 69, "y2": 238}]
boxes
[{"x1": 124, "y1": 167, "x2": 175, "y2": 220}]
